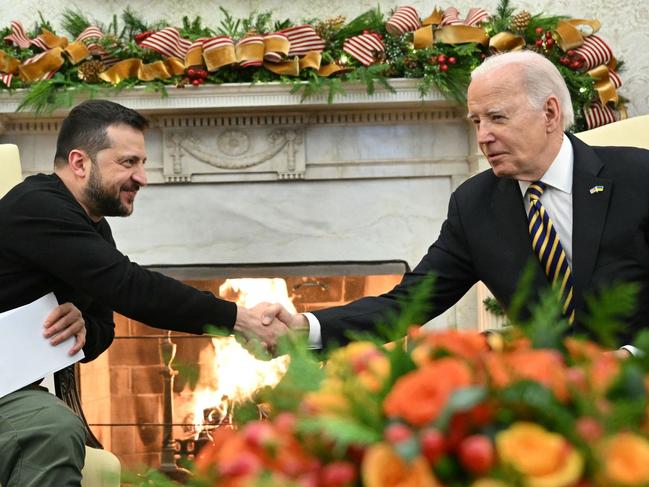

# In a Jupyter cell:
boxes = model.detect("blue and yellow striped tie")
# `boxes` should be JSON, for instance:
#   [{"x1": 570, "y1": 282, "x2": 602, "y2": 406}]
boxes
[{"x1": 527, "y1": 181, "x2": 575, "y2": 324}]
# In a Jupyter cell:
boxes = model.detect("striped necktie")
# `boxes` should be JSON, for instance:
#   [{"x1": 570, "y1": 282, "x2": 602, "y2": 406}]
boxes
[{"x1": 527, "y1": 181, "x2": 575, "y2": 324}]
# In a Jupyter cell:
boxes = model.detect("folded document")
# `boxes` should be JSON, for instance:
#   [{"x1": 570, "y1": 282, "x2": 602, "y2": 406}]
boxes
[{"x1": 0, "y1": 293, "x2": 84, "y2": 398}]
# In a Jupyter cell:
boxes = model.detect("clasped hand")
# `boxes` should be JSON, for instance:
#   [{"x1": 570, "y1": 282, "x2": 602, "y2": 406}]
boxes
[{"x1": 234, "y1": 302, "x2": 308, "y2": 356}]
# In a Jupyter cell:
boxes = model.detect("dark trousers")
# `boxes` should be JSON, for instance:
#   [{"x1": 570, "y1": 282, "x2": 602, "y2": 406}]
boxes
[{"x1": 0, "y1": 387, "x2": 86, "y2": 487}]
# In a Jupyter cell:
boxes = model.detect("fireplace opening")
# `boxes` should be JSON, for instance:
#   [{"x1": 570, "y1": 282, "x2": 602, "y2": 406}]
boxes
[{"x1": 78, "y1": 261, "x2": 408, "y2": 470}]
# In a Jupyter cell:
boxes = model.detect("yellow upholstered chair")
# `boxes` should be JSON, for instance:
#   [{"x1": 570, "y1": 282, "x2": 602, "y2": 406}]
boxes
[
  {"x1": 0, "y1": 144, "x2": 120, "y2": 487},
  {"x1": 575, "y1": 114, "x2": 649, "y2": 149}
]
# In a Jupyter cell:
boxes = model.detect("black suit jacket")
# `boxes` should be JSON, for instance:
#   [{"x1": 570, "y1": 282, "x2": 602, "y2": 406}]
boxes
[{"x1": 314, "y1": 134, "x2": 649, "y2": 347}]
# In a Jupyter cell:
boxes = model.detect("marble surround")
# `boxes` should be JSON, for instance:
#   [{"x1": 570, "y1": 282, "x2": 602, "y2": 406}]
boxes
[{"x1": 0, "y1": 80, "x2": 494, "y2": 329}]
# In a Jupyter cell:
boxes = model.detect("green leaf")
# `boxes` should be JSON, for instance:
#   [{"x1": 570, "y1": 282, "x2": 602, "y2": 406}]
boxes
[
  {"x1": 435, "y1": 386, "x2": 488, "y2": 430},
  {"x1": 298, "y1": 416, "x2": 382, "y2": 446}
]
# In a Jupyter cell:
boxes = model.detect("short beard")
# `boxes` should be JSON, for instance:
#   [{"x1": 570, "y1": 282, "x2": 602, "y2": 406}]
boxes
[{"x1": 84, "y1": 161, "x2": 133, "y2": 217}]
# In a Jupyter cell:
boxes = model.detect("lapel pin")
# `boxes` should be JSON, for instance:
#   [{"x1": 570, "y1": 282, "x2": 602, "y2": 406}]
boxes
[{"x1": 589, "y1": 185, "x2": 604, "y2": 194}]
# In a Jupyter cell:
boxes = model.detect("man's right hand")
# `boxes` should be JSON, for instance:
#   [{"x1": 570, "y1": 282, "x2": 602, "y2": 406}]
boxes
[{"x1": 234, "y1": 303, "x2": 292, "y2": 355}]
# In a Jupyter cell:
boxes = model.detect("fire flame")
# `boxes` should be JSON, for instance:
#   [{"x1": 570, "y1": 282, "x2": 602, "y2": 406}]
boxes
[{"x1": 188, "y1": 278, "x2": 294, "y2": 434}]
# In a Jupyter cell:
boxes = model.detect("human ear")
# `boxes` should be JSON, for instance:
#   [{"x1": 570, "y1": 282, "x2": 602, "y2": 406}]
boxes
[
  {"x1": 68, "y1": 149, "x2": 90, "y2": 178},
  {"x1": 544, "y1": 96, "x2": 562, "y2": 132}
]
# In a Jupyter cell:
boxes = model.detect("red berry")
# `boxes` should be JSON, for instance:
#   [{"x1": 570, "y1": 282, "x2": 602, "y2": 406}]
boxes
[
  {"x1": 187, "y1": 68, "x2": 196, "y2": 78},
  {"x1": 319, "y1": 462, "x2": 356, "y2": 486},
  {"x1": 192, "y1": 79, "x2": 200, "y2": 86},
  {"x1": 546, "y1": 30, "x2": 553, "y2": 38},
  {"x1": 199, "y1": 69, "x2": 208, "y2": 78},
  {"x1": 559, "y1": 56, "x2": 570, "y2": 65},
  {"x1": 384, "y1": 423, "x2": 412, "y2": 444},
  {"x1": 448, "y1": 56, "x2": 457, "y2": 64},
  {"x1": 546, "y1": 38, "x2": 554, "y2": 47},
  {"x1": 567, "y1": 49, "x2": 576, "y2": 56},
  {"x1": 439, "y1": 63, "x2": 449, "y2": 72},
  {"x1": 437, "y1": 54, "x2": 447, "y2": 64},
  {"x1": 363, "y1": 29, "x2": 370, "y2": 35},
  {"x1": 570, "y1": 60, "x2": 581, "y2": 70},
  {"x1": 420, "y1": 428, "x2": 445, "y2": 464},
  {"x1": 458, "y1": 435, "x2": 494, "y2": 475},
  {"x1": 535, "y1": 39, "x2": 544, "y2": 47},
  {"x1": 576, "y1": 417, "x2": 603, "y2": 442},
  {"x1": 535, "y1": 27, "x2": 544, "y2": 35}
]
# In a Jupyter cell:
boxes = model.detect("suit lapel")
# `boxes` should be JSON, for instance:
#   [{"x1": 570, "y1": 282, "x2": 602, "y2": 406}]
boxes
[
  {"x1": 491, "y1": 177, "x2": 548, "y2": 293},
  {"x1": 568, "y1": 133, "x2": 612, "y2": 312}
]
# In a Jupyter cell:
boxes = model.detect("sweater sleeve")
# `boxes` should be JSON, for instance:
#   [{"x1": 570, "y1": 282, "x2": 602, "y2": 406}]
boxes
[{"x1": 5, "y1": 187, "x2": 237, "y2": 334}]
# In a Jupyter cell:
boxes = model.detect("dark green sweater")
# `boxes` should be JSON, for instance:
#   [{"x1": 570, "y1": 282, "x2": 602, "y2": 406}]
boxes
[{"x1": 0, "y1": 173, "x2": 236, "y2": 361}]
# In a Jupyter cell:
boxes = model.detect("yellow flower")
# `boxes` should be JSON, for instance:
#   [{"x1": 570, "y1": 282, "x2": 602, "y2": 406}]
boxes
[
  {"x1": 362, "y1": 442, "x2": 440, "y2": 487},
  {"x1": 471, "y1": 480, "x2": 511, "y2": 487},
  {"x1": 599, "y1": 433, "x2": 649, "y2": 485},
  {"x1": 496, "y1": 422, "x2": 583, "y2": 487}
]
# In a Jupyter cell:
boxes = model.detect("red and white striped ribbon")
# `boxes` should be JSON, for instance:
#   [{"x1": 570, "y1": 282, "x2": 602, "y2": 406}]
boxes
[
  {"x1": 609, "y1": 69, "x2": 622, "y2": 88},
  {"x1": 464, "y1": 7, "x2": 491, "y2": 26},
  {"x1": 280, "y1": 25, "x2": 326, "y2": 56},
  {"x1": 263, "y1": 33, "x2": 289, "y2": 62},
  {"x1": 77, "y1": 26, "x2": 104, "y2": 54},
  {"x1": 4, "y1": 20, "x2": 32, "y2": 49},
  {"x1": 342, "y1": 33, "x2": 385, "y2": 66},
  {"x1": 386, "y1": 6, "x2": 421, "y2": 35},
  {"x1": 584, "y1": 101, "x2": 618, "y2": 129},
  {"x1": 441, "y1": 7, "x2": 490, "y2": 26},
  {"x1": 236, "y1": 35, "x2": 264, "y2": 67},
  {"x1": 140, "y1": 28, "x2": 192, "y2": 59},
  {"x1": 573, "y1": 35, "x2": 613, "y2": 71},
  {"x1": 0, "y1": 73, "x2": 13, "y2": 87}
]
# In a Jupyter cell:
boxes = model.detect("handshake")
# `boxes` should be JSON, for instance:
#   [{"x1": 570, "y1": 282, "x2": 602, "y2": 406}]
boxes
[{"x1": 233, "y1": 303, "x2": 310, "y2": 355}]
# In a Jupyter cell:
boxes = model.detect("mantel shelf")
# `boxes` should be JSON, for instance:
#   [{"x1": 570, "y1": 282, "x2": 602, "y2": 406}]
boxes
[{"x1": 0, "y1": 78, "x2": 460, "y2": 118}]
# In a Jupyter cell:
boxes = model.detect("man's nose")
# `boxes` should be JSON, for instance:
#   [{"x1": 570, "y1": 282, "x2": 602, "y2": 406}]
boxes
[
  {"x1": 476, "y1": 123, "x2": 495, "y2": 144},
  {"x1": 133, "y1": 164, "x2": 148, "y2": 187}
]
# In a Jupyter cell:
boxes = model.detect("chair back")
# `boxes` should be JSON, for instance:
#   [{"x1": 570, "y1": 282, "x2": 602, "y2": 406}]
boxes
[
  {"x1": 0, "y1": 144, "x2": 22, "y2": 198},
  {"x1": 575, "y1": 114, "x2": 649, "y2": 149}
]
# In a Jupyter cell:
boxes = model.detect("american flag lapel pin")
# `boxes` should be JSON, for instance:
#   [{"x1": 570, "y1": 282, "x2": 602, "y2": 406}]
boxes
[{"x1": 589, "y1": 185, "x2": 604, "y2": 194}]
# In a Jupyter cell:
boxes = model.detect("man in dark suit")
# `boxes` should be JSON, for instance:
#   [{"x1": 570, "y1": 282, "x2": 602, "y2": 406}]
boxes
[{"x1": 264, "y1": 50, "x2": 649, "y2": 352}]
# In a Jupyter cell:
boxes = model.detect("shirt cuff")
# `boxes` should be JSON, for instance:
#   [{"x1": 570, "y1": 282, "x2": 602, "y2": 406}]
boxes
[
  {"x1": 621, "y1": 345, "x2": 643, "y2": 357},
  {"x1": 303, "y1": 312, "x2": 323, "y2": 350}
]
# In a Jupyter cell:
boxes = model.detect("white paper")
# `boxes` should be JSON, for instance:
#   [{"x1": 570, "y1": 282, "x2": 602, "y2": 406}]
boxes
[{"x1": 0, "y1": 293, "x2": 85, "y2": 398}]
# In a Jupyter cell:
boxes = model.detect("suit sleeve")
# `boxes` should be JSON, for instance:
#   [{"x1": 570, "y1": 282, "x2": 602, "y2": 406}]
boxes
[{"x1": 313, "y1": 192, "x2": 478, "y2": 348}]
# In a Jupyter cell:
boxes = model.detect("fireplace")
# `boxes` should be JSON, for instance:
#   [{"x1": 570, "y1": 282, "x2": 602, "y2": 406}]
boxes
[
  {"x1": 1, "y1": 80, "x2": 503, "y2": 471},
  {"x1": 79, "y1": 262, "x2": 406, "y2": 470}
]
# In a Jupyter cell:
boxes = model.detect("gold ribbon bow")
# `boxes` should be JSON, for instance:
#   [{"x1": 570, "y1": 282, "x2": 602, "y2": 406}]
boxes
[
  {"x1": 587, "y1": 65, "x2": 619, "y2": 106},
  {"x1": 99, "y1": 57, "x2": 185, "y2": 84},
  {"x1": 555, "y1": 19, "x2": 601, "y2": 51},
  {"x1": 413, "y1": 9, "x2": 489, "y2": 48}
]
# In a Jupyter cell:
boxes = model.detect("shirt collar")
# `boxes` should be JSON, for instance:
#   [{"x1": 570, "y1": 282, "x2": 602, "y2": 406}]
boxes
[{"x1": 518, "y1": 134, "x2": 574, "y2": 196}]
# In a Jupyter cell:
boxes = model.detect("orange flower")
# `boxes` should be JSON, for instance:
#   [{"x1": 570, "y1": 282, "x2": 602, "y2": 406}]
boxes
[
  {"x1": 599, "y1": 433, "x2": 649, "y2": 485},
  {"x1": 384, "y1": 357, "x2": 472, "y2": 426},
  {"x1": 496, "y1": 422, "x2": 583, "y2": 487},
  {"x1": 588, "y1": 354, "x2": 620, "y2": 395},
  {"x1": 484, "y1": 349, "x2": 568, "y2": 400},
  {"x1": 411, "y1": 330, "x2": 489, "y2": 365},
  {"x1": 362, "y1": 442, "x2": 440, "y2": 487}
]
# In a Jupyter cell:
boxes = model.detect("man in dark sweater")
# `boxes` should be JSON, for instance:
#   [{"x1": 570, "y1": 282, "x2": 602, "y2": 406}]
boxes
[{"x1": 0, "y1": 100, "x2": 289, "y2": 486}]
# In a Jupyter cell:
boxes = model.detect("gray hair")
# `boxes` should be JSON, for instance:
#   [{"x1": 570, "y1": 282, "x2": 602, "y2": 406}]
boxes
[{"x1": 471, "y1": 50, "x2": 574, "y2": 130}]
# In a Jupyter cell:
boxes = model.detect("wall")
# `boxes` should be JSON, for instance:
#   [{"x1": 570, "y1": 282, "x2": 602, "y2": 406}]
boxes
[{"x1": 1, "y1": 0, "x2": 647, "y2": 116}]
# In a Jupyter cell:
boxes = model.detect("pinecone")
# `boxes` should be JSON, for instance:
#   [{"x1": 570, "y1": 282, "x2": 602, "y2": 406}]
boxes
[
  {"x1": 77, "y1": 60, "x2": 105, "y2": 83},
  {"x1": 511, "y1": 11, "x2": 532, "y2": 32}
]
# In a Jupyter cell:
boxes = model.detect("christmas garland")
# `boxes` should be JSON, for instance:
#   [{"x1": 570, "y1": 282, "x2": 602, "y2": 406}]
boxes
[{"x1": 0, "y1": 1, "x2": 626, "y2": 131}]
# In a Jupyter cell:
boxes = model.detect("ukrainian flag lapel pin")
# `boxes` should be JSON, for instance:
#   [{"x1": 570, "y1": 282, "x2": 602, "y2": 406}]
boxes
[{"x1": 589, "y1": 185, "x2": 604, "y2": 194}]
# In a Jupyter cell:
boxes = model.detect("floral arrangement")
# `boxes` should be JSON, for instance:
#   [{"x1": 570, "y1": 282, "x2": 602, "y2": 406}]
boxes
[
  {"x1": 0, "y1": 1, "x2": 626, "y2": 131},
  {"x1": 127, "y1": 280, "x2": 649, "y2": 487}
]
